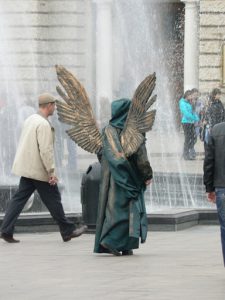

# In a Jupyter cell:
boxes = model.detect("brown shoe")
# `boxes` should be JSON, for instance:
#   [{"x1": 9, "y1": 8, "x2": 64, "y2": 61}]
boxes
[
  {"x1": 1, "y1": 233, "x2": 20, "y2": 243},
  {"x1": 63, "y1": 225, "x2": 88, "y2": 242}
]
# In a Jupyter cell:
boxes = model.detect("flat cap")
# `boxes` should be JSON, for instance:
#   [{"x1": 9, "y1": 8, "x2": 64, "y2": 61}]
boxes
[{"x1": 38, "y1": 93, "x2": 57, "y2": 105}]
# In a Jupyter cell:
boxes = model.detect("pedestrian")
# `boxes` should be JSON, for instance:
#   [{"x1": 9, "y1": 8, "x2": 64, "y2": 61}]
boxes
[
  {"x1": 0, "y1": 93, "x2": 87, "y2": 243},
  {"x1": 191, "y1": 88, "x2": 205, "y2": 139},
  {"x1": 204, "y1": 88, "x2": 225, "y2": 141},
  {"x1": 204, "y1": 121, "x2": 225, "y2": 266},
  {"x1": 179, "y1": 90, "x2": 199, "y2": 160},
  {"x1": 94, "y1": 99, "x2": 153, "y2": 256}
]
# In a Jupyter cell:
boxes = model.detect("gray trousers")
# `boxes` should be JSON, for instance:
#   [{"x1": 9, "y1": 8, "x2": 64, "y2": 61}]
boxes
[{"x1": 1, "y1": 177, "x2": 75, "y2": 238}]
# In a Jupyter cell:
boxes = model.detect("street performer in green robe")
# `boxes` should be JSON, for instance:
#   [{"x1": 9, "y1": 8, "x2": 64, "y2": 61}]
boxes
[
  {"x1": 55, "y1": 65, "x2": 157, "y2": 256},
  {"x1": 94, "y1": 99, "x2": 153, "y2": 256}
]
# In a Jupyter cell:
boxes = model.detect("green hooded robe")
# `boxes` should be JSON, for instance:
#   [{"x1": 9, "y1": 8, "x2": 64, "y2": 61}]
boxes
[{"x1": 94, "y1": 99, "x2": 153, "y2": 253}]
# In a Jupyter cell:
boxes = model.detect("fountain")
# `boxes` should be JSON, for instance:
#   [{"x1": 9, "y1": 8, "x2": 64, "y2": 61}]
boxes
[
  {"x1": 111, "y1": 0, "x2": 211, "y2": 212},
  {"x1": 0, "y1": 0, "x2": 214, "y2": 227}
]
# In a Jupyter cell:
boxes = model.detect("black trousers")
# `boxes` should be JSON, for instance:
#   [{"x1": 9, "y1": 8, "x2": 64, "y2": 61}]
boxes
[
  {"x1": 182, "y1": 123, "x2": 197, "y2": 158},
  {"x1": 1, "y1": 177, "x2": 75, "y2": 238}
]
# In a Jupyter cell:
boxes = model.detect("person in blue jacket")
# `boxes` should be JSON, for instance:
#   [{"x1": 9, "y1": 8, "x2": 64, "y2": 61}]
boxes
[{"x1": 179, "y1": 90, "x2": 199, "y2": 160}]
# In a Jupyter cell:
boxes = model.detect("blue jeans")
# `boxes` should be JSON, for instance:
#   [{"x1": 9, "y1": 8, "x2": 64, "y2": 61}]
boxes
[{"x1": 215, "y1": 188, "x2": 225, "y2": 266}]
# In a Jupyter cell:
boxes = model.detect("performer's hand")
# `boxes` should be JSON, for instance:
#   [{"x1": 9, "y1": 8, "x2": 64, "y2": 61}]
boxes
[
  {"x1": 207, "y1": 192, "x2": 216, "y2": 203},
  {"x1": 145, "y1": 179, "x2": 152, "y2": 186},
  {"x1": 49, "y1": 176, "x2": 58, "y2": 185}
]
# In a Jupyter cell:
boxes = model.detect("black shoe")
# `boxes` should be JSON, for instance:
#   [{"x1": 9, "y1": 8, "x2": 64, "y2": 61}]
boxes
[
  {"x1": 183, "y1": 154, "x2": 189, "y2": 160},
  {"x1": 101, "y1": 243, "x2": 121, "y2": 256},
  {"x1": 122, "y1": 250, "x2": 133, "y2": 256},
  {"x1": 189, "y1": 148, "x2": 196, "y2": 159},
  {"x1": 188, "y1": 156, "x2": 195, "y2": 160},
  {"x1": 1, "y1": 233, "x2": 20, "y2": 243},
  {"x1": 63, "y1": 225, "x2": 88, "y2": 242},
  {"x1": 183, "y1": 155, "x2": 195, "y2": 161}
]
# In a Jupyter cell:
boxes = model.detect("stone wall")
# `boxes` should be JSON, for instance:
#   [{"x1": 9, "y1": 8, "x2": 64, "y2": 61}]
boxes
[
  {"x1": 199, "y1": 0, "x2": 225, "y2": 94},
  {"x1": 0, "y1": 0, "x2": 93, "y2": 101}
]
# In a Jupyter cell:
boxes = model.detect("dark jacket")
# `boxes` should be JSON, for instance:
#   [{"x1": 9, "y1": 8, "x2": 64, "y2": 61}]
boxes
[
  {"x1": 205, "y1": 100, "x2": 225, "y2": 128},
  {"x1": 204, "y1": 122, "x2": 225, "y2": 192}
]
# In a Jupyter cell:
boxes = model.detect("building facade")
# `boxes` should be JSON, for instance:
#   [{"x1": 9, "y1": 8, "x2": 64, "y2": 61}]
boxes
[
  {"x1": 199, "y1": 0, "x2": 225, "y2": 95},
  {"x1": 1, "y1": 1, "x2": 225, "y2": 103},
  {"x1": 0, "y1": 0, "x2": 93, "y2": 102}
]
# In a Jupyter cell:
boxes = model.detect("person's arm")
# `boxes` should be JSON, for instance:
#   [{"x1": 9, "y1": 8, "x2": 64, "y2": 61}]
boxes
[
  {"x1": 221, "y1": 102, "x2": 225, "y2": 122},
  {"x1": 204, "y1": 133, "x2": 216, "y2": 202},
  {"x1": 134, "y1": 142, "x2": 153, "y2": 185},
  {"x1": 37, "y1": 122, "x2": 56, "y2": 181},
  {"x1": 206, "y1": 106, "x2": 214, "y2": 128},
  {"x1": 203, "y1": 133, "x2": 215, "y2": 193}
]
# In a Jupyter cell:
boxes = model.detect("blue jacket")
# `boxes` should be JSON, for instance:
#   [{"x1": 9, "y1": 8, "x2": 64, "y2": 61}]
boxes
[{"x1": 179, "y1": 98, "x2": 199, "y2": 124}]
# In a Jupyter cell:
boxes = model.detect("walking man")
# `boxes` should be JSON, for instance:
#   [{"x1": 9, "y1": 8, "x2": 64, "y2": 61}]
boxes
[
  {"x1": 204, "y1": 121, "x2": 225, "y2": 266},
  {"x1": 1, "y1": 93, "x2": 86, "y2": 243}
]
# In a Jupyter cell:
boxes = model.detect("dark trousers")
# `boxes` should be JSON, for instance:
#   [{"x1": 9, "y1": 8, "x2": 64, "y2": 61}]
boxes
[
  {"x1": 1, "y1": 177, "x2": 75, "y2": 238},
  {"x1": 182, "y1": 123, "x2": 197, "y2": 158},
  {"x1": 215, "y1": 188, "x2": 225, "y2": 266}
]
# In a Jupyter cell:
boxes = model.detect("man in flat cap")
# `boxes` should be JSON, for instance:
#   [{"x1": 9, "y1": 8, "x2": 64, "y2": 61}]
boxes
[{"x1": 1, "y1": 93, "x2": 87, "y2": 243}]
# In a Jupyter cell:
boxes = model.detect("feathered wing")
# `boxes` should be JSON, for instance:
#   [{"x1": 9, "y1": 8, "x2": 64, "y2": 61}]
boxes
[
  {"x1": 55, "y1": 65, "x2": 102, "y2": 154},
  {"x1": 120, "y1": 73, "x2": 157, "y2": 157}
]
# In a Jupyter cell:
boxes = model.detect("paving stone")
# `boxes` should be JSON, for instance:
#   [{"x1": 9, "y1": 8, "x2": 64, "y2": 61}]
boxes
[{"x1": 0, "y1": 226, "x2": 224, "y2": 300}]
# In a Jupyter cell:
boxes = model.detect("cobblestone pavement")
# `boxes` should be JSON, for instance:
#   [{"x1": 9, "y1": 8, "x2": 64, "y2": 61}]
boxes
[{"x1": 0, "y1": 226, "x2": 224, "y2": 300}]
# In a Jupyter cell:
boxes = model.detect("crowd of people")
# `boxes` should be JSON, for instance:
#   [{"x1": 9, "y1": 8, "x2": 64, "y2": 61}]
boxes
[
  {"x1": 179, "y1": 88, "x2": 225, "y2": 160},
  {"x1": 179, "y1": 87, "x2": 225, "y2": 265}
]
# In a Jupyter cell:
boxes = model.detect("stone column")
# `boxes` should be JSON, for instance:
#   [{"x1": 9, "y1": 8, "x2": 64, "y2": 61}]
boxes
[
  {"x1": 94, "y1": 0, "x2": 113, "y2": 119},
  {"x1": 181, "y1": 0, "x2": 200, "y2": 91}
]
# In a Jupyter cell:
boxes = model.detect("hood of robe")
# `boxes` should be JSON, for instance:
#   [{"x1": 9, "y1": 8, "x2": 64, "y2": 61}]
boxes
[{"x1": 109, "y1": 98, "x2": 131, "y2": 129}]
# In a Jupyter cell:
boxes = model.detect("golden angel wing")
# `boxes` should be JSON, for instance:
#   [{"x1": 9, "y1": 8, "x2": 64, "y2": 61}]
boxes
[
  {"x1": 55, "y1": 65, "x2": 102, "y2": 154},
  {"x1": 120, "y1": 73, "x2": 157, "y2": 157}
]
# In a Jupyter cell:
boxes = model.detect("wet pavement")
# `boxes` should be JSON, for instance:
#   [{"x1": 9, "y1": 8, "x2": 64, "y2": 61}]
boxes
[{"x1": 0, "y1": 226, "x2": 224, "y2": 300}]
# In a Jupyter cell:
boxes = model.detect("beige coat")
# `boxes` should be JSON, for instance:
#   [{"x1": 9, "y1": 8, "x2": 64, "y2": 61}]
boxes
[{"x1": 12, "y1": 113, "x2": 55, "y2": 182}]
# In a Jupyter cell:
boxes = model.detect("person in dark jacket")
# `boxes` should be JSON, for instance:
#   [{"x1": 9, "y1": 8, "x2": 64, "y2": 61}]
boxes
[
  {"x1": 205, "y1": 88, "x2": 225, "y2": 131},
  {"x1": 204, "y1": 122, "x2": 225, "y2": 266}
]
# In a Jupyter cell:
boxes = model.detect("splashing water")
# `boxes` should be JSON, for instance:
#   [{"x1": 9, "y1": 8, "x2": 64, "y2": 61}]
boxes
[{"x1": 0, "y1": 0, "x2": 212, "y2": 214}]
